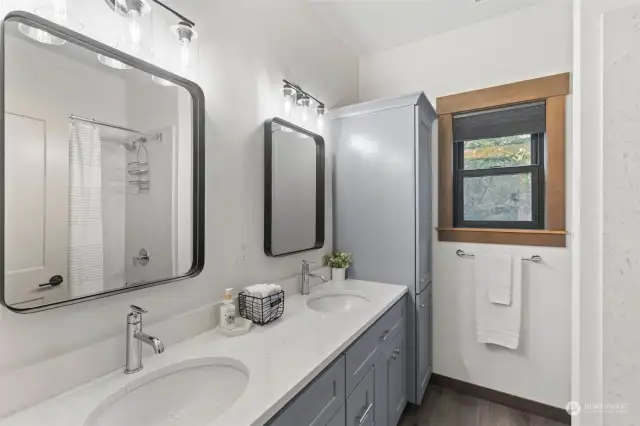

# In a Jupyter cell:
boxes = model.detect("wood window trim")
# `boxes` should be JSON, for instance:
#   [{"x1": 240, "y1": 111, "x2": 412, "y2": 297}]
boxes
[{"x1": 437, "y1": 73, "x2": 570, "y2": 247}]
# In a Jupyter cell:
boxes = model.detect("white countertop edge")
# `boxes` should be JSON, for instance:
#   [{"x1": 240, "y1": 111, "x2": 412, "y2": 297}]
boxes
[{"x1": 0, "y1": 280, "x2": 408, "y2": 426}]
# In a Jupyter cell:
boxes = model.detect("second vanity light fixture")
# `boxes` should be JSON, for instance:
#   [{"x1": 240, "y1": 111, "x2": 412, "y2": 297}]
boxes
[{"x1": 282, "y1": 79, "x2": 327, "y2": 132}]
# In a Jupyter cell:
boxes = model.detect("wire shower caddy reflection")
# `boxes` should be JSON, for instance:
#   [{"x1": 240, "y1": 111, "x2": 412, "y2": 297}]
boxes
[{"x1": 69, "y1": 114, "x2": 161, "y2": 194}]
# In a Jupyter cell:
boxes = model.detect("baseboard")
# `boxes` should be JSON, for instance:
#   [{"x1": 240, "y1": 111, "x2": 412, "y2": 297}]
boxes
[{"x1": 431, "y1": 374, "x2": 571, "y2": 425}]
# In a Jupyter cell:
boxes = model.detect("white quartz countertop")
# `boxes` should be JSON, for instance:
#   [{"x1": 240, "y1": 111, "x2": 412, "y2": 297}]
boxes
[{"x1": 0, "y1": 280, "x2": 407, "y2": 426}]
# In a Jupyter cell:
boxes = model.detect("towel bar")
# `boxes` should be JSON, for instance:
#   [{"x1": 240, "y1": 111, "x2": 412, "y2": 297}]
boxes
[{"x1": 456, "y1": 249, "x2": 542, "y2": 264}]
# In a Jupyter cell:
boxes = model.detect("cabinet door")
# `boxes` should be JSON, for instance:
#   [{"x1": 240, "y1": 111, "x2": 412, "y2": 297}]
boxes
[
  {"x1": 416, "y1": 285, "x2": 433, "y2": 403},
  {"x1": 346, "y1": 367, "x2": 375, "y2": 426},
  {"x1": 327, "y1": 404, "x2": 346, "y2": 426},
  {"x1": 416, "y1": 110, "x2": 433, "y2": 295},
  {"x1": 269, "y1": 356, "x2": 346, "y2": 426},
  {"x1": 386, "y1": 330, "x2": 407, "y2": 426}
]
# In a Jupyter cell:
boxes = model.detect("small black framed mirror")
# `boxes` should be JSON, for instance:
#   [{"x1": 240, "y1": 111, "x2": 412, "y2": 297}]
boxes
[
  {"x1": 1, "y1": 12, "x2": 205, "y2": 313},
  {"x1": 264, "y1": 118, "x2": 325, "y2": 257}
]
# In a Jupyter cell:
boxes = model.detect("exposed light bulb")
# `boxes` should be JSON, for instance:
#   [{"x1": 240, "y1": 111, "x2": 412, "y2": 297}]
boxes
[
  {"x1": 282, "y1": 85, "x2": 297, "y2": 118},
  {"x1": 301, "y1": 106, "x2": 310, "y2": 124},
  {"x1": 19, "y1": 23, "x2": 66, "y2": 45},
  {"x1": 297, "y1": 94, "x2": 312, "y2": 125},
  {"x1": 171, "y1": 22, "x2": 197, "y2": 72},
  {"x1": 129, "y1": 14, "x2": 141, "y2": 53},
  {"x1": 316, "y1": 105, "x2": 327, "y2": 133},
  {"x1": 181, "y1": 43, "x2": 190, "y2": 69},
  {"x1": 21, "y1": 0, "x2": 82, "y2": 46}
]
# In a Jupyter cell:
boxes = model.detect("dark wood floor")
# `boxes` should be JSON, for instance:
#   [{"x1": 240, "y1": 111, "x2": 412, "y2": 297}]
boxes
[{"x1": 399, "y1": 386, "x2": 567, "y2": 426}]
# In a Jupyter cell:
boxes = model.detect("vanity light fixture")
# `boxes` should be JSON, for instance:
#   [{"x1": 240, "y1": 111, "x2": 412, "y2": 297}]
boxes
[
  {"x1": 102, "y1": 0, "x2": 199, "y2": 78},
  {"x1": 281, "y1": 79, "x2": 327, "y2": 131},
  {"x1": 20, "y1": 0, "x2": 82, "y2": 45},
  {"x1": 171, "y1": 21, "x2": 198, "y2": 70}
]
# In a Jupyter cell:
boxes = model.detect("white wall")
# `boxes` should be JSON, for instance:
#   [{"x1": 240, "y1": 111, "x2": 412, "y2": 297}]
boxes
[
  {"x1": 580, "y1": 1, "x2": 640, "y2": 425},
  {"x1": 359, "y1": 0, "x2": 572, "y2": 407},
  {"x1": 573, "y1": 2, "x2": 640, "y2": 425},
  {"x1": 603, "y1": 7, "x2": 640, "y2": 422},
  {"x1": 0, "y1": 0, "x2": 358, "y2": 417}
]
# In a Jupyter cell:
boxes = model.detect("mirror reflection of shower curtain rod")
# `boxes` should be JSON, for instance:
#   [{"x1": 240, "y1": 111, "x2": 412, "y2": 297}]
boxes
[{"x1": 68, "y1": 114, "x2": 161, "y2": 140}]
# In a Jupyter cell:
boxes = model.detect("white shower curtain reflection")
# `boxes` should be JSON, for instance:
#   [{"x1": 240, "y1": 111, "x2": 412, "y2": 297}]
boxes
[{"x1": 68, "y1": 123, "x2": 104, "y2": 297}]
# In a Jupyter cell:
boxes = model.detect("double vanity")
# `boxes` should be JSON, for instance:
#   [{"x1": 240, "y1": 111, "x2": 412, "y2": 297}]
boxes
[
  {"x1": 0, "y1": 10, "x2": 433, "y2": 426},
  {"x1": 0, "y1": 280, "x2": 408, "y2": 426}
]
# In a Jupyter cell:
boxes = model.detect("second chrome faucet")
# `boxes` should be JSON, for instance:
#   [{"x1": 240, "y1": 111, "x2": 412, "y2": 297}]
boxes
[
  {"x1": 301, "y1": 260, "x2": 328, "y2": 295},
  {"x1": 125, "y1": 305, "x2": 164, "y2": 374}
]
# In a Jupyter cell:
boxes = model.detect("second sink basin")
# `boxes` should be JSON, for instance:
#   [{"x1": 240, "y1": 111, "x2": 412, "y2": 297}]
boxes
[
  {"x1": 306, "y1": 291, "x2": 369, "y2": 313},
  {"x1": 85, "y1": 357, "x2": 249, "y2": 426}
]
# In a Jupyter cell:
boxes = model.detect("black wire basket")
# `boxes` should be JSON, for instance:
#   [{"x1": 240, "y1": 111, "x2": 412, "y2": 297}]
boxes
[{"x1": 238, "y1": 290, "x2": 285, "y2": 326}]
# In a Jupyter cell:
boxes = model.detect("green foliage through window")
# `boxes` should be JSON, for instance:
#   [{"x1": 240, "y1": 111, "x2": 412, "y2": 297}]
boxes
[{"x1": 460, "y1": 135, "x2": 537, "y2": 223}]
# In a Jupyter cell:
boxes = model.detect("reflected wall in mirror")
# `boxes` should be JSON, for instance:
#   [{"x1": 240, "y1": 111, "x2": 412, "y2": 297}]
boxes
[
  {"x1": 1, "y1": 12, "x2": 205, "y2": 313},
  {"x1": 264, "y1": 117, "x2": 325, "y2": 257}
]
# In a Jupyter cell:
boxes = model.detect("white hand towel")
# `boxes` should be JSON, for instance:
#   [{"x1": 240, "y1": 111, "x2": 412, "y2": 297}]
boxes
[
  {"x1": 244, "y1": 283, "x2": 282, "y2": 298},
  {"x1": 477, "y1": 254, "x2": 512, "y2": 305},
  {"x1": 475, "y1": 255, "x2": 522, "y2": 349}
]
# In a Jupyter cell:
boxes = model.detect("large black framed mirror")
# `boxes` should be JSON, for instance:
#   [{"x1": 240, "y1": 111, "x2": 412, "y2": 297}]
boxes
[
  {"x1": 1, "y1": 12, "x2": 205, "y2": 313},
  {"x1": 264, "y1": 117, "x2": 325, "y2": 257}
]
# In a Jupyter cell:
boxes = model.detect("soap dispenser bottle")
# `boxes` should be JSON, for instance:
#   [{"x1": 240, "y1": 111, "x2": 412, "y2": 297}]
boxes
[{"x1": 220, "y1": 288, "x2": 237, "y2": 330}]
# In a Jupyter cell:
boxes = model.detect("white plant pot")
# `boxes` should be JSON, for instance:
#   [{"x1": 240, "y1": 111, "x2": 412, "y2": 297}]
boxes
[{"x1": 332, "y1": 268, "x2": 347, "y2": 282}]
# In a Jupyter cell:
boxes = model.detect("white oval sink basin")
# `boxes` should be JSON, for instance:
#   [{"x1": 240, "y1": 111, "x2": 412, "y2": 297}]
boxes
[
  {"x1": 306, "y1": 291, "x2": 369, "y2": 313},
  {"x1": 85, "y1": 357, "x2": 249, "y2": 426}
]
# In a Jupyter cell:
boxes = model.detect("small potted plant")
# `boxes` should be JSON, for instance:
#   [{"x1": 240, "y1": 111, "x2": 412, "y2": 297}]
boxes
[{"x1": 324, "y1": 250, "x2": 352, "y2": 282}]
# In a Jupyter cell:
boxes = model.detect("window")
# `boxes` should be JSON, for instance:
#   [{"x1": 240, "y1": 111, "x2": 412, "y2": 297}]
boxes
[
  {"x1": 453, "y1": 102, "x2": 546, "y2": 229},
  {"x1": 436, "y1": 73, "x2": 569, "y2": 247}
]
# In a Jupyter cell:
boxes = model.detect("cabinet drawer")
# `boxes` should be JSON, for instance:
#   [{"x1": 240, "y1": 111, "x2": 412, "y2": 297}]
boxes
[
  {"x1": 346, "y1": 367, "x2": 375, "y2": 426},
  {"x1": 269, "y1": 355, "x2": 346, "y2": 426},
  {"x1": 345, "y1": 296, "x2": 405, "y2": 394}
]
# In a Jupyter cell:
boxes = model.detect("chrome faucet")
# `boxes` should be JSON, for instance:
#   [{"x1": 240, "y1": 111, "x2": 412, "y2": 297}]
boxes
[
  {"x1": 125, "y1": 305, "x2": 165, "y2": 374},
  {"x1": 301, "y1": 260, "x2": 328, "y2": 295}
]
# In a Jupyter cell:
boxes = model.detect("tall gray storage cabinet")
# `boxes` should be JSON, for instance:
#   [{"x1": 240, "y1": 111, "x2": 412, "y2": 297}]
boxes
[{"x1": 332, "y1": 93, "x2": 436, "y2": 405}]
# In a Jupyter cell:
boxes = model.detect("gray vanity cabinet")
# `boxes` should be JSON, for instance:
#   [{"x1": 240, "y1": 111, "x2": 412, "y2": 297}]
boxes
[
  {"x1": 346, "y1": 367, "x2": 375, "y2": 426},
  {"x1": 345, "y1": 299, "x2": 405, "y2": 394},
  {"x1": 268, "y1": 356, "x2": 346, "y2": 426},
  {"x1": 332, "y1": 92, "x2": 437, "y2": 404},
  {"x1": 268, "y1": 297, "x2": 407, "y2": 426},
  {"x1": 416, "y1": 283, "x2": 433, "y2": 403},
  {"x1": 327, "y1": 405, "x2": 347, "y2": 426},
  {"x1": 375, "y1": 329, "x2": 407, "y2": 426}
]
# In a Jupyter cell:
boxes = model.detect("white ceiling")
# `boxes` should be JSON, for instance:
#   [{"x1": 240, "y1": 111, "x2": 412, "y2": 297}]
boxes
[{"x1": 310, "y1": 0, "x2": 550, "y2": 55}]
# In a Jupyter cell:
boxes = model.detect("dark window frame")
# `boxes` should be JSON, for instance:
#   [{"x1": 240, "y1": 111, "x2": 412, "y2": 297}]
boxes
[{"x1": 453, "y1": 133, "x2": 546, "y2": 230}]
